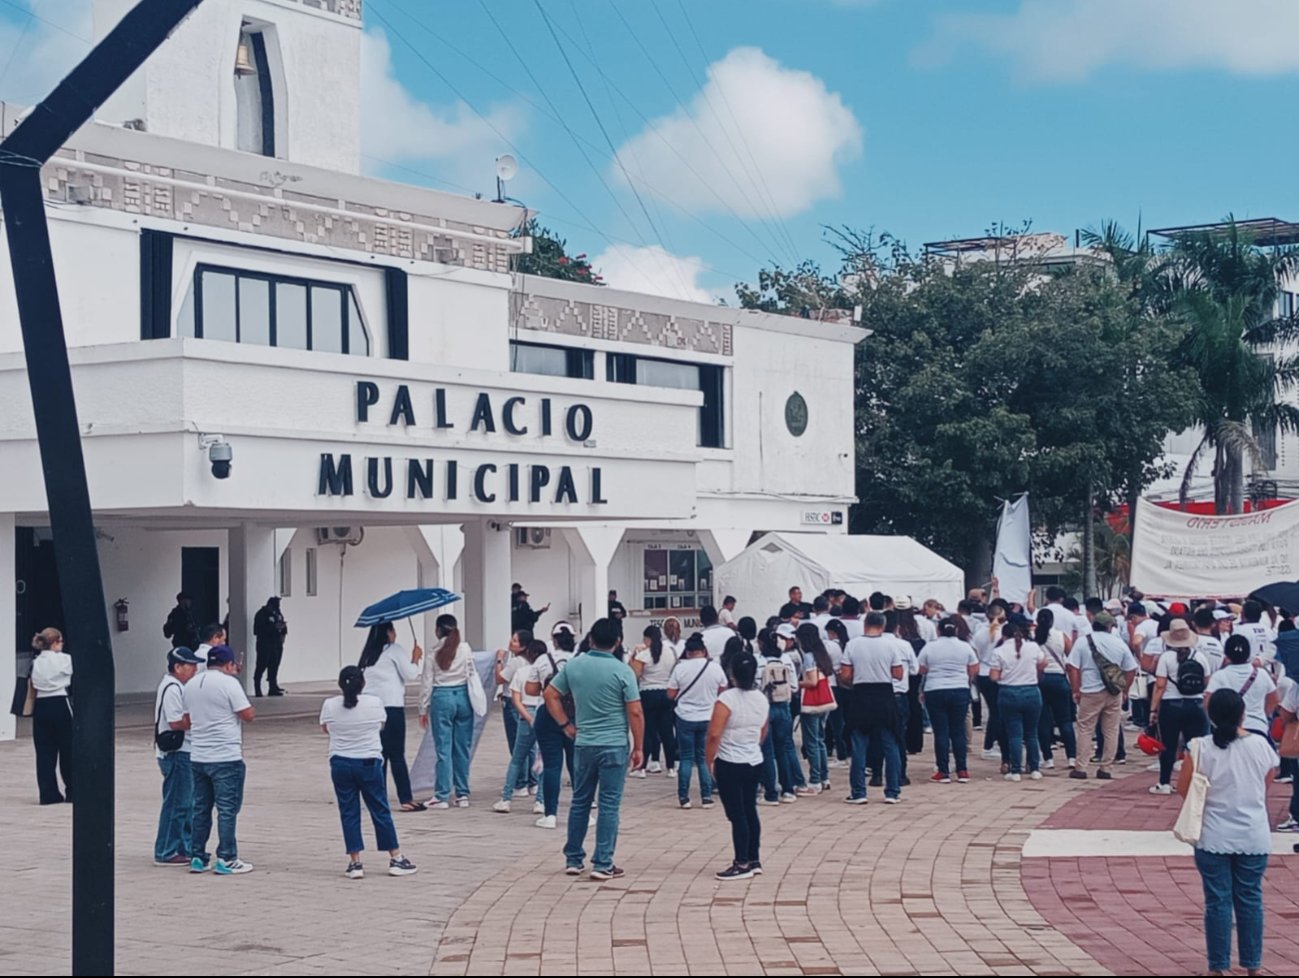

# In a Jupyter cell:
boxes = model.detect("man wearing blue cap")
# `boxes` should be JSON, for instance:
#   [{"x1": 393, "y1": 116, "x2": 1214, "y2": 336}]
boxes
[
  {"x1": 154, "y1": 646, "x2": 202, "y2": 865},
  {"x1": 183, "y1": 645, "x2": 256, "y2": 875}
]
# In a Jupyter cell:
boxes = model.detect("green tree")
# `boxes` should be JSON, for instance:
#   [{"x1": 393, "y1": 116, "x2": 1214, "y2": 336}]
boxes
[{"x1": 515, "y1": 219, "x2": 603, "y2": 284}]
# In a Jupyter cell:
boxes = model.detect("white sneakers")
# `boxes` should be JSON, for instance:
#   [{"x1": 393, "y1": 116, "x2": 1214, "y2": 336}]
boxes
[
  {"x1": 1149, "y1": 783, "x2": 1174, "y2": 795},
  {"x1": 1004, "y1": 773, "x2": 1022, "y2": 783},
  {"x1": 1029, "y1": 771, "x2": 1043, "y2": 781},
  {"x1": 1043, "y1": 759, "x2": 1055, "y2": 770},
  {"x1": 535, "y1": 815, "x2": 557, "y2": 829},
  {"x1": 647, "y1": 760, "x2": 662, "y2": 774},
  {"x1": 532, "y1": 801, "x2": 545, "y2": 815},
  {"x1": 631, "y1": 769, "x2": 647, "y2": 779},
  {"x1": 492, "y1": 800, "x2": 511, "y2": 814}
]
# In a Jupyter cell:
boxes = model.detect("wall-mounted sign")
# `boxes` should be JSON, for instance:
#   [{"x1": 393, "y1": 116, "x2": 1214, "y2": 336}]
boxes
[
  {"x1": 785, "y1": 391, "x2": 808, "y2": 437},
  {"x1": 801, "y1": 510, "x2": 844, "y2": 526}
]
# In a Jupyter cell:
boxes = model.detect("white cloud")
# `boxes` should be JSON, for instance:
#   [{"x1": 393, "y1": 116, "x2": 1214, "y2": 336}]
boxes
[
  {"x1": 0, "y1": 0, "x2": 93, "y2": 104},
  {"x1": 593, "y1": 243, "x2": 719, "y2": 304},
  {"x1": 615, "y1": 47, "x2": 862, "y2": 219},
  {"x1": 360, "y1": 29, "x2": 523, "y2": 189},
  {"x1": 917, "y1": 0, "x2": 1299, "y2": 82}
]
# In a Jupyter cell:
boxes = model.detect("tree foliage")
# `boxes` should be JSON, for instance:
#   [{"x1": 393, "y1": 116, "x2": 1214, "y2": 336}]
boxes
[{"x1": 515, "y1": 219, "x2": 604, "y2": 285}]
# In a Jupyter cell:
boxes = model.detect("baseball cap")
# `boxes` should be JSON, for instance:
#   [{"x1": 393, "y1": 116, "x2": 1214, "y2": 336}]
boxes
[
  {"x1": 551, "y1": 621, "x2": 575, "y2": 636},
  {"x1": 207, "y1": 644, "x2": 237, "y2": 665},
  {"x1": 1104, "y1": 598, "x2": 1123, "y2": 613},
  {"x1": 167, "y1": 646, "x2": 202, "y2": 666},
  {"x1": 1128, "y1": 601, "x2": 1147, "y2": 617},
  {"x1": 1169, "y1": 601, "x2": 1190, "y2": 616},
  {"x1": 1092, "y1": 611, "x2": 1116, "y2": 630},
  {"x1": 894, "y1": 597, "x2": 914, "y2": 611},
  {"x1": 1213, "y1": 609, "x2": 1233, "y2": 621},
  {"x1": 776, "y1": 623, "x2": 797, "y2": 640}
]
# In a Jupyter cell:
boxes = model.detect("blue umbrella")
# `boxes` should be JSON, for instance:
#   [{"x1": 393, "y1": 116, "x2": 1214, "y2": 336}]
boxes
[{"x1": 355, "y1": 589, "x2": 461, "y2": 640}]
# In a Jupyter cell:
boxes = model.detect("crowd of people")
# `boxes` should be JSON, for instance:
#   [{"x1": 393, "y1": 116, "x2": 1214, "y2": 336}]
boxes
[{"x1": 20, "y1": 578, "x2": 1295, "y2": 976}]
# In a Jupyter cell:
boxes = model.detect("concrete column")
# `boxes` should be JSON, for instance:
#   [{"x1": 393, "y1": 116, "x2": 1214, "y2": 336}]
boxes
[
  {"x1": 564, "y1": 526, "x2": 625, "y2": 636},
  {"x1": 228, "y1": 523, "x2": 276, "y2": 691},
  {"x1": 460, "y1": 519, "x2": 511, "y2": 652},
  {"x1": 0, "y1": 514, "x2": 14, "y2": 741}
]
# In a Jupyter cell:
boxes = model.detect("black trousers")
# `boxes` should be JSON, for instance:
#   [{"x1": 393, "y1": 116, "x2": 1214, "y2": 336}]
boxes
[
  {"x1": 33, "y1": 696, "x2": 73, "y2": 805},
  {"x1": 641, "y1": 689, "x2": 678, "y2": 769},
  {"x1": 714, "y1": 759, "x2": 761, "y2": 866},
  {"x1": 381, "y1": 706, "x2": 414, "y2": 805},
  {"x1": 254, "y1": 644, "x2": 284, "y2": 692},
  {"x1": 828, "y1": 686, "x2": 852, "y2": 759}
]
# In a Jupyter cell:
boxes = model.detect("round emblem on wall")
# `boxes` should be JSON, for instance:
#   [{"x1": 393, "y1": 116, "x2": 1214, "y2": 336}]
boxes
[{"x1": 785, "y1": 391, "x2": 808, "y2": 437}]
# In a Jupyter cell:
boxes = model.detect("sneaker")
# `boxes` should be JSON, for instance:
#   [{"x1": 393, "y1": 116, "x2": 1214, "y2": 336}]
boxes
[
  {"x1": 1149, "y1": 783, "x2": 1173, "y2": 795},
  {"x1": 532, "y1": 801, "x2": 545, "y2": 815},
  {"x1": 388, "y1": 856, "x2": 418, "y2": 876},
  {"x1": 930, "y1": 772, "x2": 952, "y2": 784},
  {"x1": 1277, "y1": 775, "x2": 1295, "y2": 785},
  {"x1": 1004, "y1": 773, "x2": 1022, "y2": 783},
  {"x1": 1090, "y1": 756, "x2": 1102, "y2": 764},
  {"x1": 189, "y1": 856, "x2": 210, "y2": 874},
  {"x1": 155, "y1": 854, "x2": 190, "y2": 866},
  {"x1": 589, "y1": 865, "x2": 625, "y2": 881},
  {"x1": 883, "y1": 797, "x2": 900, "y2": 805},
  {"x1": 981, "y1": 749, "x2": 1001, "y2": 760},
  {"x1": 564, "y1": 864, "x2": 584, "y2": 876},
  {"x1": 213, "y1": 857, "x2": 253, "y2": 875},
  {"x1": 821, "y1": 781, "x2": 832, "y2": 791},
  {"x1": 1145, "y1": 761, "x2": 1161, "y2": 772},
  {"x1": 759, "y1": 797, "x2": 781, "y2": 807},
  {"x1": 666, "y1": 767, "x2": 678, "y2": 777},
  {"x1": 513, "y1": 788, "x2": 530, "y2": 799},
  {"x1": 1043, "y1": 759, "x2": 1056, "y2": 770},
  {"x1": 345, "y1": 861, "x2": 364, "y2": 880},
  {"x1": 527, "y1": 785, "x2": 538, "y2": 796},
  {"x1": 535, "y1": 815, "x2": 557, "y2": 830},
  {"x1": 780, "y1": 793, "x2": 797, "y2": 804},
  {"x1": 1096, "y1": 770, "x2": 1114, "y2": 781},
  {"x1": 1069, "y1": 770, "x2": 1089, "y2": 780},
  {"x1": 1067, "y1": 758, "x2": 1078, "y2": 768},
  {"x1": 492, "y1": 800, "x2": 511, "y2": 814},
  {"x1": 631, "y1": 769, "x2": 647, "y2": 779},
  {"x1": 1029, "y1": 771, "x2": 1043, "y2": 781},
  {"x1": 827, "y1": 758, "x2": 846, "y2": 768},
  {"x1": 956, "y1": 771, "x2": 971, "y2": 783},
  {"x1": 679, "y1": 799, "x2": 693, "y2": 809},
  {"x1": 794, "y1": 786, "x2": 817, "y2": 797},
  {"x1": 701, "y1": 798, "x2": 716, "y2": 809},
  {"x1": 648, "y1": 760, "x2": 662, "y2": 774},
  {"x1": 429, "y1": 801, "x2": 450, "y2": 810},
  {"x1": 844, "y1": 796, "x2": 868, "y2": 805},
  {"x1": 1278, "y1": 816, "x2": 1299, "y2": 831},
  {"x1": 750, "y1": 860, "x2": 764, "y2": 875},
  {"x1": 1117, "y1": 758, "x2": 1128, "y2": 765},
  {"x1": 715, "y1": 862, "x2": 755, "y2": 881},
  {"x1": 454, "y1": 797, "x2": 471, "y2": 808}
]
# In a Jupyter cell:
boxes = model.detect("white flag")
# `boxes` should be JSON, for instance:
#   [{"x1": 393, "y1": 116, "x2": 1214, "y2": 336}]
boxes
[{"x1": 994, "y1": 494, "x2": 1032, "y2": 607}]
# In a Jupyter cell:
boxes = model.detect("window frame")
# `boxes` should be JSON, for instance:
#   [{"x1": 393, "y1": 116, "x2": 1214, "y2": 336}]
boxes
[
  {"x1": 508, "y1": 340, "x2": 595, "y2": 380},
  {"x1": 606, "y1": 352, "x2": 725, "y2": 448},
  {"x1": 305, "y1": 547, "x2": 319, "y2": 597},
  {"x1": 278, "y1": 548, "x2": 292, "y2": 598}
]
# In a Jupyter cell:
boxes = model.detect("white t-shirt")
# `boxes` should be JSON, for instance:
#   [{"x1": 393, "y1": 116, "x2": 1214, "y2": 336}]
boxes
[
  {"x1": 634, "y1": 643, "x2": 679, "y2": 689},
  {"x1": 916, "y1": 617, "x2": 938, "y2": 643},
  {"x1": 1156, "y1": 648, "x2": 1214, "y2": 700},
  {"x1": 1193, "y1": 733, "x2": 1279, "y2": 855},
  {"x1": 701, "y1": 625, "x2": 732, "y2": 661},
  {"x1": 509, "y1": 661, "x2": 543, "y2": 708},
  {"x1": 529, "y1": 648, "x2": 572, "y2": 688},
  {"x1": 1196, "y1": 635, "x2": 1226, "y2": 673},
  {"x1": 840, "y1": 617, "x2": 865, "y2": 641},
  {"x1": 154, "y1": 675, "x2": 189, "y2": 759},
  {"x1": 890, "y1": 636, "x2": 918, "y2": 694},
  {"x1": 498, "y1": 653, "x2": 526, "y2": 701},
  {"x1": 1236, "y1": 621, "x2": 1276, "y2": 661},
  {"x1": 994, "y1": 641, "x2": 1045, "y2": 686},
  {"x1": 808, "y1": 613, "x2": 832, "y2": 640},
  {"x1": 715, "y1": 688, "x2": 769, "y2": 766},
  {"x1": 184, "y1": 670, "x2": 251, "y2": 764},
  {"x1": 840, "y1": 635, "x2": 905, "y2": 686},
  {"x1": 31, "y1": 650, "x2": 73, "y2": 697},
  {"x1": 918, "y1": 637, "x2": 978, "y2": 691},
  {"x1": 1043, "y1": 604, "x2": 1078, "y2": 638},
  {"x1": 972, "y1": 624, "x2": 1002, "y2": 677},
  {"x1": 363, "y1": 643, "x2": 420, "y2": 709},
  {"x1": 195, "y1": 644, "x2": 212, "y2": 674},
  {"x1": 1207, "y1": 664, "x2": 1277, "y2": 733},
  {"x1": 1040, "y1": 630, "x2": 1069, "y2": 675},
  {"x1": 320, "y1": 693, "x2": 386, "y2": 760},
  {"x1": 1068, "y1": 631, "x2": 1138, "y2": 694},
  {"x1": 667, "y1": 657, "x2": 728, "y2": 723},
  {"x1": 719, "y1": 608, "x2": 738, "y2": 628}
]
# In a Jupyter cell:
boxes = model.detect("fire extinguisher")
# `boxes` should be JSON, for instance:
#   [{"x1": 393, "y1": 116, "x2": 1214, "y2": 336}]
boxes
[{"x1": 114, "y1": 598, "x2": 129, "y2": 632}]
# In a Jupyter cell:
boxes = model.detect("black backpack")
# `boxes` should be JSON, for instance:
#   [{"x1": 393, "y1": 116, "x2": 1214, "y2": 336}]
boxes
[{"x1": 1172, "y1": 649, "x2": 1207, "y2": 697}]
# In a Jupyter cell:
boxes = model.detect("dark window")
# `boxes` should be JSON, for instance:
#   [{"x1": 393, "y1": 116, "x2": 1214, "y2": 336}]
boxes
[
  {"x1": 235, "y1": 27, "x2": 276, "y2": 158},
  {"x1": 605, "y1": 352, "x2": 725, "y2": 448},
  {"x1": 184, "y1": 264, "x2": 369, "y2": 355},
  {"x1": 509, "y1": 341, "x2": 594, "y2": 379}
]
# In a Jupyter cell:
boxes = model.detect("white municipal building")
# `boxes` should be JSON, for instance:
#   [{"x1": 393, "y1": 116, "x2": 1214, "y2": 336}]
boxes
[{"x1": 0, "y1": 0, "x2": 860, "y2": 738}]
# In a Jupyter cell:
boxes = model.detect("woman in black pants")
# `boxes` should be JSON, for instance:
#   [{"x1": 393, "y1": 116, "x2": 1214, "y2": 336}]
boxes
[
  {"x1": 632, "y1": 625, "x2": 678, "y2": 777},
  {"x1": 29, "y1": 627, "x2": 74, "y2": 805},
  {"x1": 706, "y1": 651, "x2": 769, "y2": 881},
  {"x1": 825, "y1": 619, "x2": 851, "y2": 763},
  {"x1": 357, "y1": 622, "x2": 423, "y2": 811}
]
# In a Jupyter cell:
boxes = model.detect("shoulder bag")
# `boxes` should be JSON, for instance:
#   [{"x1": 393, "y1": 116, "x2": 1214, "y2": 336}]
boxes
[
  {"x1": 1172, "y1": 739, "x2": 1210, "y2": 846},
  {"x1": 1087, "y1": 635, "x2": 1129, "y2": 696},
  {"x1": 800, "y1": 665, "x2": 837, "y2": 714},
  {"x1": 154, "y1": 681, "x2": 185, "y2": 753},
  {"x1": 671, "y1": 659, "x2": 712, "y2": 714}
]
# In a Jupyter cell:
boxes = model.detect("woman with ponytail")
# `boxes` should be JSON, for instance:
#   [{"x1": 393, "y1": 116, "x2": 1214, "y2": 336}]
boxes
[
  {"x1": 632, "y1": 624, "x2": 679, "y2": 777},
  {"x1": 1180, "y1": 688, "x2": 1277, "y2": 977},
  {"x1": 1035, "y1": 609, "x2": 1076, "y2": 771},
  {"x1": 320, "y1": 666, "x2": 417, "y2": 880},
  {"x1": 418, "y1": 614, "x2": 477, "y2": 809},
  {"x1": 990, "y1": 620, "x2": 1047, "y2": 782},
  {"x1": 917, "y1": 617, "x2": 979, "y2": 783}
]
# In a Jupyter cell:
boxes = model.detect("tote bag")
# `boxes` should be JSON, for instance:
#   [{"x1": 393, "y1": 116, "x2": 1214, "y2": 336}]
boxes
[
  {"x1": 1172, "y1": 739, "x2": 1210, "y2": 846},
  {"x1": 800, "y1": 674, "x2": 837, "y2": 714}
]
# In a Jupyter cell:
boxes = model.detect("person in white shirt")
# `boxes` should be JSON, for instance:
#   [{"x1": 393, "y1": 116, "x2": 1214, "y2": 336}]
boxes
[
  {"x1": 719, "y1": 596, "x2": 739, "y2": 630},
  {"x1": 699, "y1": 605, "x2": 732, "y2": 660},
  {"x1": 1034, "y1": 611, "x2": 1077, "y2": 771},
  {"x1": 990, "y1": 622, "x2": 1047, "y2": 781},
  {"x1": 668, "y1": 634, "x2": 728, "y2": 809},
  {"x1": 1067, "y1": 613, "x2": 1138, "y2": 782},
  {"x1": 1277, "y1": 680, "x2": 1299, "y2": 831},
  {"x1": 917, "y1": 620, "x2": 980, "y2": 783},
  {"x1": 29, "y1": 627, "x2": 74, "y2": 806},
  {"x1": 494, "y1": 628, "x2": 536, "y2": 799},
  {"x1": 1042, "y1": 586, "x2": 1078, "y2": 641},
  {"x1": 494, "y1": 640, "x2": 549, "y2": 814},
  {"x1": 153, "y1": 646, "x2": 202, "y2": 865},
  {"x1": 1192, "y1": 608, "x2": 1226, "y2": 672},
  {"x1": 358, "y1": 622, "x2": 423, "y2": 812},
  {"x1": 418, "y1": 614, "x2": 478, "y2": 809},
  {"x1": 705, "y1": 651, "x2": 769, "y2": 881},
  {"x1": 758, "y1": 627, "x2": 813, "y2": 803},
  {"x1": 1178, "y1": 689, "x2": 1277, "y2": 977},
  {"x1": 838, "y1": 612, "x2": 905, "y2": 804},
  {"x1": 631, "y1": 625, "x2": 680, "y2": 778},
  {"x1": 320, "y1": 666, "x2": 418, "y2": 880},
  {"x1": 1237, "y1": 600, "x2": 1276, "y2": 662},
  {"x1": 1150, "y1": 618, "x2": 1213, "y2": 794},
  {"x1": 873, "y1": 613, "x2": 917, "y2": 789},
  {"x1": 1206, "y1": 636, "x2": 1278, "y2": 738},
  {"x1": 839, "y1": 596, "x2": 866, "y2": 641},
  {"x1": 195, "y1": 622, "x2": 226, "y2": 674},
  {"x1": 528, "y1": 623, "x2": 578, "y2": 828},
  {"x1": 183, "y1": 645, "x2": 255, "y2": 874}
]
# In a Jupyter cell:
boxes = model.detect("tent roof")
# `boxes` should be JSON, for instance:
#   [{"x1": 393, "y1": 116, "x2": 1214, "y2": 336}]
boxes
[{"x1": 745, "y1": 532, "x2": 964, "y2": 587}]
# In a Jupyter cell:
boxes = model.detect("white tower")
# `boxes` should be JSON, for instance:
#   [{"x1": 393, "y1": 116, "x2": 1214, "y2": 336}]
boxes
[{"x1": 93, "y1": 0, "x2": 362, "y2": 174}]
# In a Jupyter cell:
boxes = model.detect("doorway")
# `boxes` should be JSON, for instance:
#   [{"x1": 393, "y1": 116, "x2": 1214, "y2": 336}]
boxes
[
  {"x1": 15, "y1": 527, "x2": 63, "y2": 651},
  {"x1": 181, "y1": 547, "x2": 221, "y2": 633}
]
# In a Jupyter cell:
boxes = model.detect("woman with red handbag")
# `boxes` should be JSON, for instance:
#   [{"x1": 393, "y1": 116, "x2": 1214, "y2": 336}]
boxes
[{"x1": 795, "y1": 623, "x2": 838, "y2": 793}]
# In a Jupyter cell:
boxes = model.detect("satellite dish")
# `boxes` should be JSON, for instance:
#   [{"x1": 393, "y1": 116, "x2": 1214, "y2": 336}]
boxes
[{"x1": 495, "y1": 155, "x2": 518, "y2": 182}]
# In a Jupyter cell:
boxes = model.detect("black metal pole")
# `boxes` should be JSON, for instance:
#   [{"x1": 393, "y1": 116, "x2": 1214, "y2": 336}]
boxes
[{"x1": 0, "y1": 2, "x2": 204, "y2": 974}]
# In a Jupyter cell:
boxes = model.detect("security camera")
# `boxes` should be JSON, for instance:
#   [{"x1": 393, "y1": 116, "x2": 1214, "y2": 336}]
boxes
[{"x1": 208, "y1": 439, "x2": 233, "y2": 480}]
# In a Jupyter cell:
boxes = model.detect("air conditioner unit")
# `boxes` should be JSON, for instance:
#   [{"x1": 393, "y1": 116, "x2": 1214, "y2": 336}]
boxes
[
  {"x1": 515, "y1": 527, "x2": 551, "y2": 550},
  {"x1": 316, "y1": 526, "x2": 357, "y2": 545}
]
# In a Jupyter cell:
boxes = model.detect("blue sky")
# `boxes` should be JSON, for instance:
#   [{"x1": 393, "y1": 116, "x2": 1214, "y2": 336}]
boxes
[{"x1": 5, "y1": 0, "x2": 1298, "y2": 302}]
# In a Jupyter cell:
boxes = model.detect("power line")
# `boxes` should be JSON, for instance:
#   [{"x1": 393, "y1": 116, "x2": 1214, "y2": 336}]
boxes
[{"x1": 0, "y1": 0, "x2": 89, "y2": 44}]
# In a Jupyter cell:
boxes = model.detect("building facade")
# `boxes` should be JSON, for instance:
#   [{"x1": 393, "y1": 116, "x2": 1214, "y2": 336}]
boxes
[{"x1": 0, "y1": 0, "x2": 860, "y2": 739}]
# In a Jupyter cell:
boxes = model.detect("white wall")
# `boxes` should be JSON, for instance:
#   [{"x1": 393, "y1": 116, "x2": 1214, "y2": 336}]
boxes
[{"x1": 409, "y1": 272, "x2": 512, "y2": 371}]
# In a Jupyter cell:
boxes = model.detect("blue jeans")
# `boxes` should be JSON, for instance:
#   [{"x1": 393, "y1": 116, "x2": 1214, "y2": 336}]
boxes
[
  {"x1": 1038, "y1": 674, "x2": 1078, "y2": 763},
  {"x1": 869, "y1": 694, "x2": 910, "y2": 782},
  {"x1": 501, "y1": 712, "x2": 544, "y2": 805},
  {"x1": 191, "y1": 759, "x2": 246, "y2": 863},
  {"x1": 330, "y1": 755, "x2": 399, "y2": 855},
  {"x1": 977, "y1": 675, "x2": 1007, "y2": 760},
  {"x1": 501, "y1": 699, "x2": 534, "y2": 790},
  {"x1": 564, "y1": 745, "x2": 628, "y2": 872},
  {"x1": 431, "y1": 685, "x2": 474, "y2": 802},
  {"x1": 802, "y1": 712, "x2": 829, "y2": 786},
  {"x1": 926, "y1": 686, "x2": 971, "y2": 776},
  {"x1": 999, "y1": 684, "x2": 1043, "y2": 775},
  {"x1": 761, "y1": 702, "x2": 803, "y2": 797},
  {"x1": 155, "y1": 751, "x2": 193, "y2": 861},
  {"x1": 1195, "y1": 849, "x2": 1268, "y2": 972},
  {"x1": 535, "y1": 710, "x2": 575, "y2": 818},
  {"x1": 850, "y1": 727, "x2": 900, "y2": 800},
  {"x1": 675, "y1": 717, "x2": 713, "y2": 804}
]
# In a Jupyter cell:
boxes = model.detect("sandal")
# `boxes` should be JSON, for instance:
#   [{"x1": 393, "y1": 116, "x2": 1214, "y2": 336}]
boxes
[{"x1": 400, "y1": 802, "x2": 427, "y2": 812}]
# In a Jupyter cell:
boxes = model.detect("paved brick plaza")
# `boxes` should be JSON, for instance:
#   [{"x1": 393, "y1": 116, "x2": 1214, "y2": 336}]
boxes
[{"x1": 2, "y1": 705, "x2": 1297, "y2": 976}]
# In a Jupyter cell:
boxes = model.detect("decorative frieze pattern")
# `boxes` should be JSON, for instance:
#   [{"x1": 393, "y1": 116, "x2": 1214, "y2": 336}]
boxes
[{"x1": 515, "y1": 292, "x2": 733, "y2": 356}]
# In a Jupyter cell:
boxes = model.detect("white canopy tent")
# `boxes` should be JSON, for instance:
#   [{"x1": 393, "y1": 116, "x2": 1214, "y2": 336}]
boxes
[{"x1": 715, "y1": 532, "x2": 965, "y2": 617}]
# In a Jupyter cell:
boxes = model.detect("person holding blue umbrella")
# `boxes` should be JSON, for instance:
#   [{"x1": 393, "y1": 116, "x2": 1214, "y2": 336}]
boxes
[
  {"x1": 358, "y1": 622, "x2": 423, "y2": 812},
  {"x1": 419, "y1": 614, "x2": 477, "y2": 808}
]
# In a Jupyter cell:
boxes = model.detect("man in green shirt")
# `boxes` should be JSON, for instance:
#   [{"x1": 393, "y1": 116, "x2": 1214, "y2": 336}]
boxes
[{"x1": 545, "y1": 618, "x2": 644, "y2": 880}]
